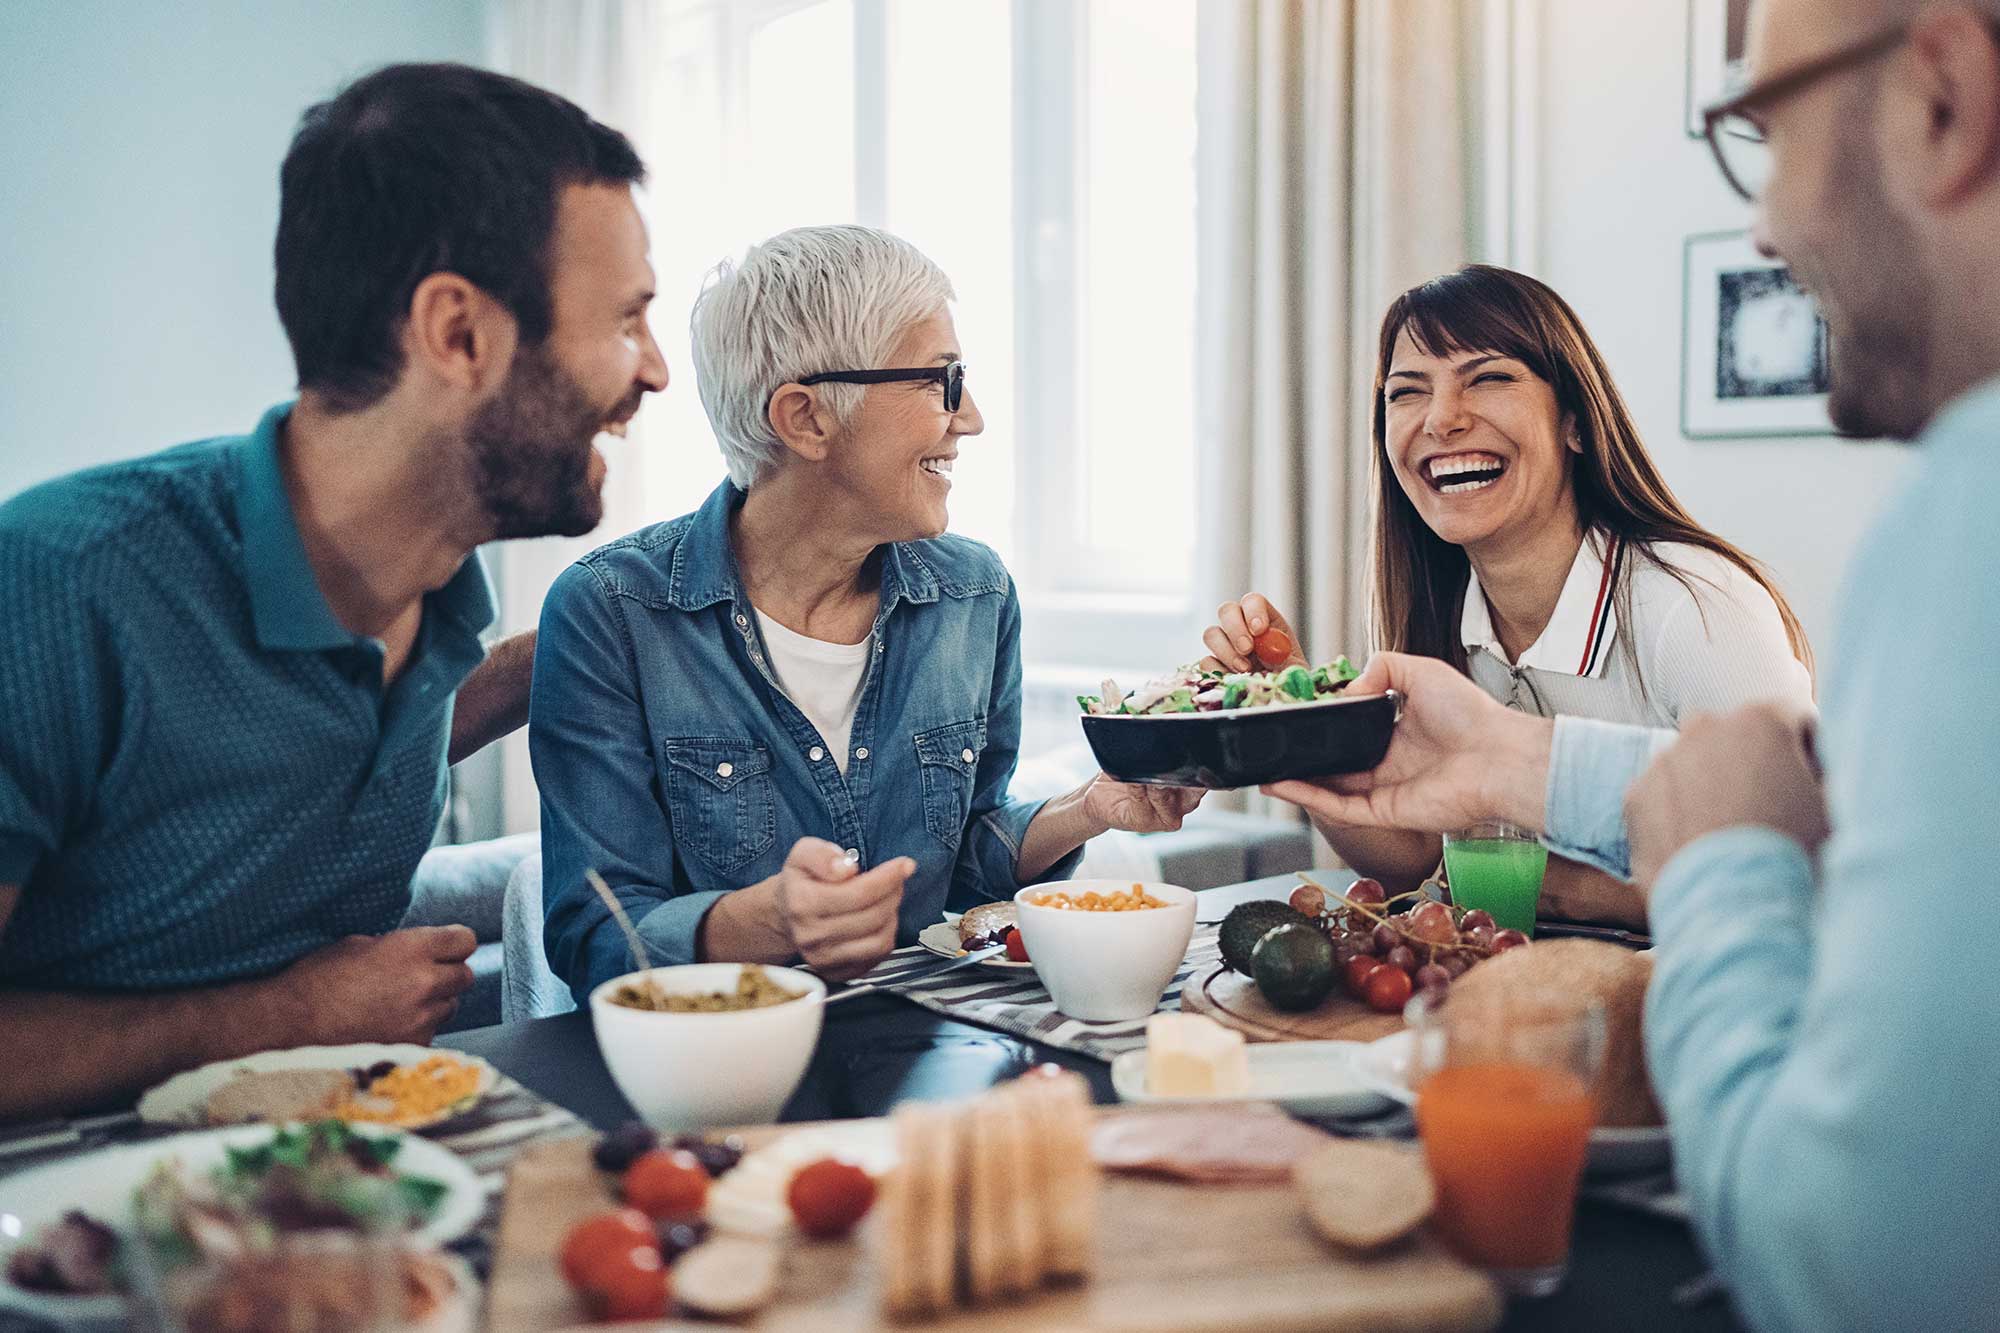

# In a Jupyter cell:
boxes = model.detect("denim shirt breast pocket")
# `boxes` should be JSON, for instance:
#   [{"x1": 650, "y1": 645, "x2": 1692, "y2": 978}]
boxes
[
  {"x1": 913, "y1": 718, "x2": 986, "y2": 851},
  {"x1": 659, "y1": 738, "x2": 778, "y2": 876}
]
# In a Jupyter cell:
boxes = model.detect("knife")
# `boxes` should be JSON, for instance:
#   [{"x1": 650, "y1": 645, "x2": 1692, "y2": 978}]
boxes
[
  {"x1": 825, "y1": 944, "x2": 1008, "y2": 1005},
  {"x1": 1534, "y1": 920, "x2": 1652, "y2": 949}
]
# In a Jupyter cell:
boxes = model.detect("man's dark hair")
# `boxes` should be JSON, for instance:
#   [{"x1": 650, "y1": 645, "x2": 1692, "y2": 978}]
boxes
[{"x1": 275, "y1": 63, "x2": 646, "y2": 411}]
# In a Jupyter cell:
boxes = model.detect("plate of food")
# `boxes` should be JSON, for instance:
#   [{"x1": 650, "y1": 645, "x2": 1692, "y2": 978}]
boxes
[
  {"x1": 916, "y1": 902, "x2": 1034, "y2": 970},
  {"x1": 0, "y1": 1120, "x2": 483, "y2": 1328},
  {"x1": 1077, "y1": 658, "x2": 1399, "y2": 789},
  {"x1": 137, "y1": 1044, "x2": 499, "y2": 1130}
]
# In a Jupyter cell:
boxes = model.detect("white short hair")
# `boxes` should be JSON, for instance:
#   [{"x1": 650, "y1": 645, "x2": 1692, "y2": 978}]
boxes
[{"x1": 689, "y1": 225, "x2": 957, "y2": 489}]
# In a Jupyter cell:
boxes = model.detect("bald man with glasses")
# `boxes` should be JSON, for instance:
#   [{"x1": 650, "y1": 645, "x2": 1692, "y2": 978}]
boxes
[{"x1": 1265, "y1": 3, "x2": 2000, "y2": 1329}]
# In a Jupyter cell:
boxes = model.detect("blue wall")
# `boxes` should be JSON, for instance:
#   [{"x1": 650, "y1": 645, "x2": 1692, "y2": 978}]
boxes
[{"x1": 0, "y1": 0, "x2": 484, "y2": 499}]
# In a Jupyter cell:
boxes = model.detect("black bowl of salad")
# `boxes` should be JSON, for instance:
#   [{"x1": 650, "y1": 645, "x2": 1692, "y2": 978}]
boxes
[{"x1": 1077, "y1": 658, "x2": 1399, "y2": 789}]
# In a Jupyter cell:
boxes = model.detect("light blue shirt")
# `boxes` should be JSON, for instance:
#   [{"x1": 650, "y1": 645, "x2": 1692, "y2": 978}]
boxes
[{"x1": 1541, "y1": 376, "x2": 2000, "y2": 1332}]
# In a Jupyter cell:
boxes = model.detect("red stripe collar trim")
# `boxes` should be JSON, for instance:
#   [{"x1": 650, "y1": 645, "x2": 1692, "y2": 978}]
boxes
[{"x1": 1576, "y1": 536, "x2": 1619, "y2": 676}]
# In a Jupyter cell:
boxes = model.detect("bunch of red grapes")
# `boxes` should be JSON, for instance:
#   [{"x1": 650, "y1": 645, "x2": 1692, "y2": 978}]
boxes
[{"x1": 1287, "y1": 877, "x2": 1529, "y2": 1013}]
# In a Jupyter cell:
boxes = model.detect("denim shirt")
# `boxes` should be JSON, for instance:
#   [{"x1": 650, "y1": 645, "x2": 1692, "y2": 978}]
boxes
[{"x1": 532, "y1": 479, "x2": 1077, "y2": 1001}]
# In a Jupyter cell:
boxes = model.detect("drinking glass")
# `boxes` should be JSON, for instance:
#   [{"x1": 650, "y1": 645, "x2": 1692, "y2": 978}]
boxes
[
  {"x1": 1442, "y1": 822, "x2": 1549, "y2": 935},
  {"x1": 1407, "y1": 989, "x2": 1604, "y2": 1297}
]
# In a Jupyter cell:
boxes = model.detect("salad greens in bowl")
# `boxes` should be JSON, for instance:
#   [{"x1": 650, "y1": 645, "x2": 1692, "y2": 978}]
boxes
[{"x1": 1077, "y1": 658, "x2": 1398, "y2": 789}]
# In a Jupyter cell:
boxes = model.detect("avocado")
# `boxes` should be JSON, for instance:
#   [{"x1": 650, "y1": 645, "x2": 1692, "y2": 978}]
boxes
[
  {"x1": 1252, "y1": 923, "x2": 1337, "y2": 1012},
  {"x1": 1218, "y1": 900, "x2": 1315, "y2": 975}
]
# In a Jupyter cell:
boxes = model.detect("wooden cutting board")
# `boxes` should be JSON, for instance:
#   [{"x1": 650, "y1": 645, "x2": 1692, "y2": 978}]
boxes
[
  {"x1": 487, "y1": 1114, "x2": 1500, "y2": 1332},
  {"x1": 1180, "y1": 963, "x2": 1406, "y2": 1044}
]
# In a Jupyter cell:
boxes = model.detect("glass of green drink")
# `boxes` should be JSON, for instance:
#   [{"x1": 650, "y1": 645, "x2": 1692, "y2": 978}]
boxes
[{"x1": 1442, "y1": 822, "x2": 1549, "y2": 935}]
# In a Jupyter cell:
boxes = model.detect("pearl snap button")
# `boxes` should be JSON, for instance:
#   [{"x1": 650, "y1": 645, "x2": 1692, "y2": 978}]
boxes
[
  {"x1": 960, "y1": 747, "x2": 975, "y2": 763},
  {"x1": 809, "y1": 746, "x2": 825, "y2": 762},
  {"x1": 854, "y1": 747, "x2": 869, "y2": 760},
  {"x1": 735, "y1": 614, "x2": 747, "y2": 627},
  {"x1": 716, "y1": 762, "x2": 734, "y2": 778}
]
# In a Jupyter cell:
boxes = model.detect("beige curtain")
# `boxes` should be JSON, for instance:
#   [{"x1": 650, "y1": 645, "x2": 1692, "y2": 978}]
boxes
[{"x1": 1193, "y1": 0, "x2": 1475, "y2": 835}]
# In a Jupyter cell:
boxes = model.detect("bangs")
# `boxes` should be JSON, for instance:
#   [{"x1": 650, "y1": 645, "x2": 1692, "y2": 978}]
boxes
[{"x1": 1382, "y1": 269, "x2": 1558, "y2": 384}]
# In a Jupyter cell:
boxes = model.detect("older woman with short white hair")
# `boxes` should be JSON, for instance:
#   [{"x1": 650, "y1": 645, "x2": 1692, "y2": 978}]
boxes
[{"x1": 531, "y1": 224, "x2": 1199, "y2": 997}]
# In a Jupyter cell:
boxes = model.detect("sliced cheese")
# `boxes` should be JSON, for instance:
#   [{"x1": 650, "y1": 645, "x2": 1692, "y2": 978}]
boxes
[{"x1": 1144, "y1": 1012, "x2": 1250, "y2": 1097}]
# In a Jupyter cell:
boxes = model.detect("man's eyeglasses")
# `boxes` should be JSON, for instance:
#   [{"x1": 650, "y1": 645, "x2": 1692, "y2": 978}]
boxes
[
  {"x1": 1699, "y1": 25, "x2": 1909, "y2": 202},
  {"x1": 800, "y1": 360, "x2": 967, "y2": 413}
]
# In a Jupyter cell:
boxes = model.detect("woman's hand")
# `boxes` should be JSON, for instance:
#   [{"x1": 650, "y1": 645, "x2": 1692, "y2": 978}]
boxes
[
  {"x1": 771, "y1": 838, "x2": 914, "y2": 981},
  {"x1": 1200, "y1": 593, "x2": 1307, "y2": 673},
  {"x1": 1081, "y1": 776, "x2": 1206, "y2": 833}
]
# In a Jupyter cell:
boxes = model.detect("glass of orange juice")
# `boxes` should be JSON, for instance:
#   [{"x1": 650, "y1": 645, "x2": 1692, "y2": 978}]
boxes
[{"x1": 1407, "y1": 989, "x2": 1605, "y2": 1297}]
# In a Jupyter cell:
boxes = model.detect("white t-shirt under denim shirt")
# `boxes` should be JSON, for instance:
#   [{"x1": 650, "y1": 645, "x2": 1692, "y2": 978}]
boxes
[
  {"x1": 1460, "y1": 531, "x2": 1814, "y2": 726},
  {"x1": 754, "y1": 610, "x2": 871, "y2": 774}
]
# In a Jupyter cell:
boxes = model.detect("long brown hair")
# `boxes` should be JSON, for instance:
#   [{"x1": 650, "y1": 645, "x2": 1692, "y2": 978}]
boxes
[{"x1": 1369, "y1": 265, "x2": 1812, "y2": 690}]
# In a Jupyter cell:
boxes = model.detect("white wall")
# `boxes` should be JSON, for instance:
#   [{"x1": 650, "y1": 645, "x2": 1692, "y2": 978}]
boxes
[
  {"x1": 1519, "y1": 0, "x2": 1912, "y2": 657},
  {"x1": 0, "y1": 0, "x2": 483, "y2": 501}
]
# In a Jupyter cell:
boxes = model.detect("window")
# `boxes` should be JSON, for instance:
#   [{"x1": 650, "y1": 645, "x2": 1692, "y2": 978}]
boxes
[{"x1": 624, "y1": 0, "x2": 1200, "y2": 674}]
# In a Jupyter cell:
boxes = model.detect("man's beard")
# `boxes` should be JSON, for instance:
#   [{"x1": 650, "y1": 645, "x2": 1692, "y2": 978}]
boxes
[
  {"x1": 465, "y1": 342, "x2": 616, "y2": 539},
  {"x1": 1816, "y1": 102, "x2": 1934, "y2": 442}
]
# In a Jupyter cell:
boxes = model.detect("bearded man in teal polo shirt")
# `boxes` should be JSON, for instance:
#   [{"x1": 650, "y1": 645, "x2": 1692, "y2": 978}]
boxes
[{"x1": 0, "y1": 63, "x2": 667, "y2": 1119}]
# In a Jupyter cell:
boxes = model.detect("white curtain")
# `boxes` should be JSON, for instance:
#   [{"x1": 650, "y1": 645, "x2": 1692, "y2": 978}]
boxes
[
  {"x1": 1193, "y1": 0, "x2": 1474, "y2": 838},
  {"x1": 484, "y1": 0, "x2": 677, "y2": 834}
]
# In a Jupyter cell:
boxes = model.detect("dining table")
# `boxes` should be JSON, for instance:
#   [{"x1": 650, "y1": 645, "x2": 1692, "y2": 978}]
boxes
[
  {"x1": 0, "y1": 872, "x2": 1742, "y2": 1333},
  {"x1": 437, "y1": 872, "x2": 1745, "y2": 1333}
]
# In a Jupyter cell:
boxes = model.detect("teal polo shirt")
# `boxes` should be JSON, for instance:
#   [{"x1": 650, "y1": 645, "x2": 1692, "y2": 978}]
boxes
[{"x1": 0, "y1": 403, "x2": 493, "y2": 990}]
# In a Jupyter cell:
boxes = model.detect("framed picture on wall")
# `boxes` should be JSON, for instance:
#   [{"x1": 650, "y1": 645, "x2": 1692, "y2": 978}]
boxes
[
  {"x1": 1686, "y1": 0, "x2": 1753, "y2": 135},
  {"x1": 1682, "y1": 230, "x2": 1832, "y2": 438}
]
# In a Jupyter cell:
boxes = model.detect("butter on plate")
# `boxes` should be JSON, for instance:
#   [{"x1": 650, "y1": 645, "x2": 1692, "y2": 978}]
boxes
[{"x1": 1144, "y1": 1013, "x2": 1250, "y2": 1097}]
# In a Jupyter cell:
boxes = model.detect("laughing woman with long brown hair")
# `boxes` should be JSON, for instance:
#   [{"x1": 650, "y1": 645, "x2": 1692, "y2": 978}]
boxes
[{"x1": 1201, "y1": 265, "x2": 1813, "y2": 926}]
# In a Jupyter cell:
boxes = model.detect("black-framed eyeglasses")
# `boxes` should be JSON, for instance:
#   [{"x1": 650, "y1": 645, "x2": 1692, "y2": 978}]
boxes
[
  {"x1": 1699, "y1": 25, "x2": 1912, "y2": 202},
  {"x1": 799, "y1": 360, "x2": 967, "y2": 413}
]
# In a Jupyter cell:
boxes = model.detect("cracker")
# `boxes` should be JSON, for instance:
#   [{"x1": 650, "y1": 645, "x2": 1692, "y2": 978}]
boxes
[
  {"x1": 1294, "y1": 1139, "x2": 1435, "y2": 1251},
  {"x1": 878, "y1": 1106, "x2": 924, "y2": 1319},
  {"x1": 962, "y1": 1096, "x2": 1005, "y2": 1304},
  {"x1": 918, "y1": 1104, "x2": 959, "y2": 1315},
  {"x1": 993, "y1": 1085, "x2": 1042, "y2": 1297},
  {"x1": 1035, "y1": 1073, "x2": 1098, "y2": 1279}
]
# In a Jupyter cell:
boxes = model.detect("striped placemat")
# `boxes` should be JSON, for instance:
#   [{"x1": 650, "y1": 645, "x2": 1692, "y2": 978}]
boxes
[{"x1": 862, "y1": 926, "x2": 1224, "y2": 1063}]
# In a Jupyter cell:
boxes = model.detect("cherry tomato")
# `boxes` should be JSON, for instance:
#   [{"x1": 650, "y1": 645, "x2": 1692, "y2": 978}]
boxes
[
  {"x1": 1343, "y1": 955, "x2": 1384, "y2": 999},
  {"x1": 622, "y1": 1149, "x2": 710, "y2": 1220},
  {"x1": 1251, "y1": 626, "x2": 1295, "y2": 667},
  {"x1": 1004, "y1": 926, "x2": 1029, "y2": 963},
  {"x1": 787, "y1": 1158, "x2": 878, "y2": 1239},
  {"x1": 559, "y1": 1209, "x2": 657, "y2": 1290},
  {"x1": 578, "y1": 1243, "x2": 670, "y2": 1321},
  {"x1": 1364, "y1": 963, "x2": 1415, "y2": 1014}
]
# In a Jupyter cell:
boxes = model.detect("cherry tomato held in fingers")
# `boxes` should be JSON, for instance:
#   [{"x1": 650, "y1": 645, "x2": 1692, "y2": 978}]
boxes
[
  {"x1": 1252, "y1": 626, "x2": 1296, "y2": 667},
  {"x1": 559, "y1": 1209, "x2": 657, "y2": 1289},
  {"x1": 1364, "y1": 963, "x2": 1415, "y2": 1014},
  {"x1": 1004, "y1": 926, "x2": 1029, "y2": 964},
  {"x1": 1344, "y1": 955, "x2": 1384, "y2": 999},
  {"x1": 578, "y1": 1243, "x2": 670, "y2": 1321},
  {"x1": 788, "y1": 1158, "x2": 878, "y2": 1239},
  {"x1": 623, "y1": 1149, "x2": 710, "y2": 1220}
]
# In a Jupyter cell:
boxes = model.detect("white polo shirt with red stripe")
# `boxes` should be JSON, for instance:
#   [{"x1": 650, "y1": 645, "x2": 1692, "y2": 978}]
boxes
[{"x1": 1460, "y1": 532, "x2": 1814, "y2": 727}]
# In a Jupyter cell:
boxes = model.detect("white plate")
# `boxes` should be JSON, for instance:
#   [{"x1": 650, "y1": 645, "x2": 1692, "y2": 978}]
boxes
[
  {"x1": 1352, "y1": 1031, "x2": 1672, "y2": 1177},
  {"x1": 917, "y1": 921, "x2": 1034, "y2": 971},
  {"x1": 0, "y1": 1124, "x2": 485, "y2": 1328},
  {"x1": 137, "y1": 1043, "x2": 499, "y2": 1129},
  {"x1": 1110, "y1": 1041, "x2": 1393, "y2": 1119}
]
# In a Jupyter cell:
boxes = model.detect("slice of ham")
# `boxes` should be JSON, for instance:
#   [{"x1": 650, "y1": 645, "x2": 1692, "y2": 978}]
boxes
[{"x1": 1090, "y1": 1104, "x2": 1334, "y2": 1184}]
